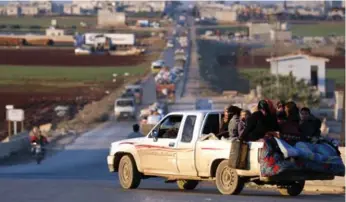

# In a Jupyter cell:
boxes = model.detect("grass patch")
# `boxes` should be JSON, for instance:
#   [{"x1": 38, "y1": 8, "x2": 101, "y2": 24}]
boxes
[
  {"x1": 238, "y1": 67, "x2": 345, "y2": 87},
  {"x1": 0, "y1": 65, "x2": 148, "y2": 83},
  {"x1": 291, "y1": 23, "x2": 345, "y2": 36}
]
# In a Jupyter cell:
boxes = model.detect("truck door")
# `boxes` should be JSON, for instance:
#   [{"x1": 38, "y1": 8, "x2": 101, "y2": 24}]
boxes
[
  {"x1": 176, "y1": 114, "x2": 200, "y2": 176},
  {"x1": 139, "y1": 115, "x2": 183, "y2": 175}
]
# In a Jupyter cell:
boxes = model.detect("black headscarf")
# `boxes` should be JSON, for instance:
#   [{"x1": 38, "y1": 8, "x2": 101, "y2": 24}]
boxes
[
  {"x1": 227, "y1": 105, "x2": 242, "y2": 121},
  {"x1": 285, "y1": 101, "x2": 300, "y2": 123},
  {"x1": 257, "y1": 100, "x2": 271, "y2": 116}
]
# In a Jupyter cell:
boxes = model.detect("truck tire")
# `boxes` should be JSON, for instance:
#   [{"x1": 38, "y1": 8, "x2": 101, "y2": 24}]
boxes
[
  {"x1": 215, "y1": 160, "x2": 244, "y2": 195},
  {"x1": 278, "y1": 181, "x2": 305, "y2": 196},
  {"x1": 177, "y1": 180, "x2": 199, "y2": 190},
  {"x1": 118, "y1": 155, "x2": 141, "y2": 189}
]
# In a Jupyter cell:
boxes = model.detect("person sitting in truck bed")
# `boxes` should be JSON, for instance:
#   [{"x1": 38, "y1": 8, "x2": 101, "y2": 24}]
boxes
[
  {"x1": 240, "y1": 100, "x2": 279, "y2": 142},
  {"x1": 238, "y1": 110, "x2": 251, "y2": 138},
  {"x1": 299, "y1": 107, "x2": 321, "y2": 139},
  {"x1": 278, "y1": 101, "x2": 302, "y2": 145},
  {"x1": 276, "y1": 100, "x2": 287, "y2": 124},
  {"x1": 227, "y1": 106, "x2": 242, "y2": 138}
]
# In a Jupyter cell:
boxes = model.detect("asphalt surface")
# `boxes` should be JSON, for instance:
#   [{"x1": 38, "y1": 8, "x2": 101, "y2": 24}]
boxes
[{"x1": 0, "y1": 16, "x2": 345, "y2": 202}]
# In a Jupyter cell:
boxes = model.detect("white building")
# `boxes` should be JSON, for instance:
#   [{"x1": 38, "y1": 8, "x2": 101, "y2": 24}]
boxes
[{"x1": 266, "y1": 53, "x2": 329, "y2": 96}]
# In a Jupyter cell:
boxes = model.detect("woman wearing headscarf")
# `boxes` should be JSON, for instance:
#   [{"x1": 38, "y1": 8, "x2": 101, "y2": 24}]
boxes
[
  {"x1": 227, "y1": 105, "x2": 242, "y2": 138},
  {"x1": 220, "y1": 105, "x2": 232, "y2": 133},
  {"x1": 240, "y1": 100, "x2": 279, "y2": 142},
  {"x1": 276, "y1": 100, "x2": 287, "y2": 124},
  {"x1": 278, "y1": 101, "x2": 301, "y2": 145}
]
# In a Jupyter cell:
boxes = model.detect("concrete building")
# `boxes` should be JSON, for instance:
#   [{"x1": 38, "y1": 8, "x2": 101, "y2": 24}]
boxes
[
  {"x1": 46, "y1": 27, "x2": 65, "y2": 37},
  {"x1": 121, "y1": 1, "x2": 166, "y2": 12},
  {"x1": 63, "y1": 4, "x2": 81, "y2": 15},
  {"x1": 98, "y1": 10, "x2": 126, "y2": 27},
  {"x1": 21, "y1": 5, "x2": 39, "y2": 15},
  {"x1": 266, "y1": 53, "x2": 329, "y2": 96},
  {"x1": 0, "y1": 6, "x2": 7, "y2": 15},
  {"x1": 215, "y1": 10, "x2": 238, "y2": 23},
  {"x1": 270, "y1": 29, "x2": 292, "y2": 41},
  {"x1": 247, "y1": 22, "x2": 272, "y2": 39},
  {"x1": 31, "y1": 0, "x2": 53, "y2": 14},
  {"x1": 6, "y1": 5, "x2": 20, "y2": 16}
]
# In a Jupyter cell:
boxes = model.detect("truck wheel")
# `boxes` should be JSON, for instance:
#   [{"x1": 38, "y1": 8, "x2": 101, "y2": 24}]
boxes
[
  {"x1": 278, "y1": 181, "x2": 305, "y2": 196},
  {"x1": 118, "y1": 155, "x2": 141, "y2": 189},
  {"x1": 177, "y1": 180, "x2": 199, "y2": 190},
  {"x1": 215, "y1": 160, "x2": 244, "y2": 195}
]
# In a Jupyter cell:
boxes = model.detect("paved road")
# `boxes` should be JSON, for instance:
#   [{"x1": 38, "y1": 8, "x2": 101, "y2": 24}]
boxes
[{"x1": 0, "y1": 15, "x2": 344, "y2": 202}]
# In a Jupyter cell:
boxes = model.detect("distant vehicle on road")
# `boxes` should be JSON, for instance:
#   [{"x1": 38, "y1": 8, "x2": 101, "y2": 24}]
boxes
[
  {"x1": 151, "y1": 60, "x2": 165, "y2": 74},
  {"x1": 166, "y1": 40, "x2": 174, "y2": 48},
  {"x1": 114, "y1": 98, "x2": 137, "y2": 121},
  {"x1": 125, "y1": 85, "x2": 143, "y2": 104}
]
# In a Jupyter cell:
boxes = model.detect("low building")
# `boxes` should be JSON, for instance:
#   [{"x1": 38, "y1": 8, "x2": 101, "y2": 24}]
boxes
[
  {"x1": 215, "y1": 10, "x2": 238, "y2": 23},
  {"x1": 270, "y1": 29, "x2": 292, "y2": 41},
  {"x1": 6, "y1": 5, "x2": 20, "y2": 16},
  {"x1": 46, "y1": 27, "x2": 65, "y2": 37},
  {"x1": 21, "y1": 5, "x2": 39, "y2": 15},
  {"x1": 98, "y1": 10, "x2": 126, "y2": 27},
  {"x1": 247, "y1": 22, "x2": 272, "y2": 40},
  {"x1": 266, "y1": 53, "x2": 329, "y2": 96},
  {"x1": 63, "y1": 4, "x2": 81, "y2": 15},
  {"x1": 0, "y1": 6, "x2": 7, "y2": 15}
]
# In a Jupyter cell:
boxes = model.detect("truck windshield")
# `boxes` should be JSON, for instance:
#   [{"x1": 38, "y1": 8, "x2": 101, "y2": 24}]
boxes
[
  {"x1": 153, "y1": 65, "x2": 162, "y2": 69},
  {"x1": 117, "y1": 100, "x2": 133, "y2": 107}
]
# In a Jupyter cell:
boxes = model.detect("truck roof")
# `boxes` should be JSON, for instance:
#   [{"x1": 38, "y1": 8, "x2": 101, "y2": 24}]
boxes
[
  {"x1": 168, "y1": 110, "x2": 223, "y2": 115},
  {"x1": 125, "y1": 85, "x2": 141, "y2": 89},
  {"x1": 115, "y1": 97, "x2": 135, "y2": 102}
]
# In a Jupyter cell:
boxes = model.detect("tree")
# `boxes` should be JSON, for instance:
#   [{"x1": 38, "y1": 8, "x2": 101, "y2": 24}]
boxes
[{"x1": 251, "y1": 72, "x2": 320, "y2": 107}]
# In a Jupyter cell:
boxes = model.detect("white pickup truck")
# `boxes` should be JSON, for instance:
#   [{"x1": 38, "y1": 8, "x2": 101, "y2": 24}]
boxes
[{"x1": 107, "y1": 110, "x2": 335, "y2": 196}]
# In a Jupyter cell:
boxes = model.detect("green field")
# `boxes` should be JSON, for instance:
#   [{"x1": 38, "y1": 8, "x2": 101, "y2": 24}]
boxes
[
  {"x1": 238, "y1": 68, "x2": 345, "y2": 87},
  {"x1": 0, "y1": 65, "x2": 148, "y2": 84},
  {"x1": 290, "y1": 22, "x2": 345, "y2": 36}
]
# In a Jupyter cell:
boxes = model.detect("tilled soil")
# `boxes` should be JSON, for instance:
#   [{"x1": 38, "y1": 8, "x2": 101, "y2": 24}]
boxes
[
  {"x1": 0, "y1": 49, "x2": 147, "y2": 67},
  {"x1": 0, "y1": 80, "x2": 124, "y2": 141}
]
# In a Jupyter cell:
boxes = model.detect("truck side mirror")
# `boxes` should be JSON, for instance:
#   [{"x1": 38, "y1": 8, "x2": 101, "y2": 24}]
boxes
[{"x1": 152, "y1": 130, "x2": 158, "y2": 142}]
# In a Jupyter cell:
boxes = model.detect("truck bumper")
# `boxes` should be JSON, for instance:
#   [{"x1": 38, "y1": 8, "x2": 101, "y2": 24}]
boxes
[{"x1": 107, "y1": 155, "x2": 115, "y2": 172}]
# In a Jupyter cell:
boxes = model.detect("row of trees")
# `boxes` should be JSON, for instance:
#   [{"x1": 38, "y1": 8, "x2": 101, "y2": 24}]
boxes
[{"x1": 250, "y1": 72, "x2": 321, "y2": 107}]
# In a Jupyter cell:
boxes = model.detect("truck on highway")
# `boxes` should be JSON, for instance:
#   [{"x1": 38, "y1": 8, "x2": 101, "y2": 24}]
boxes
[
  {"x1": 107, "y1": 110, "x2": 344, "y2": 196},
  {"x1": 114, "y1": 98, "x2": 137, "y2": 121},
  {"x1": 124, "y1": 85, "x2": 143, "y2": 105},
  {"x1": 151, "y1": 60, "x2": 165, "y2": 74},
  {"x1": 156, "y1": 83, "x2": 176, "y2": 104}
]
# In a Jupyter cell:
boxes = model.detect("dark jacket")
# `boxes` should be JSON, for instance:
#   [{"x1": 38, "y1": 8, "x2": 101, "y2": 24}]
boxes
[
  {"x1": 299, "y1": 115, "x2": 321, "y2": 139},
  {"x1": 240, "y1": 111, "x2": 279, "y2": 142}
]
